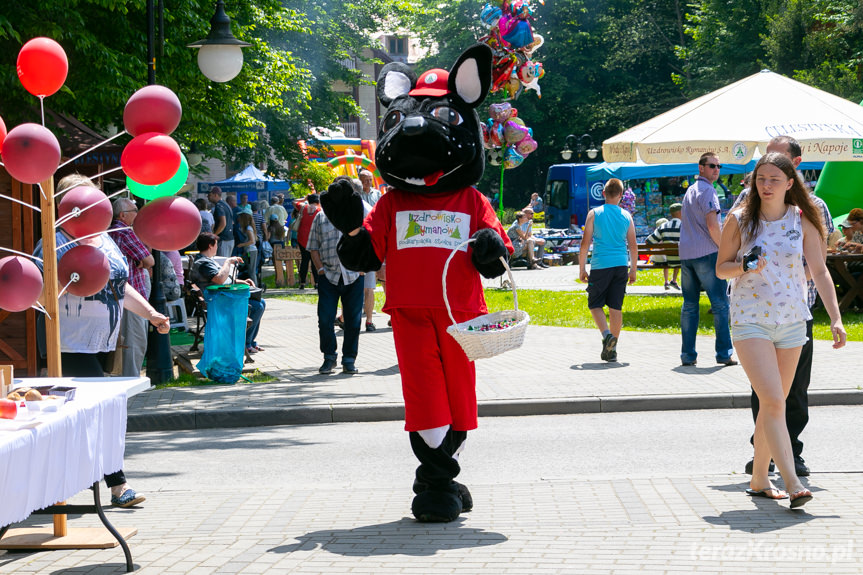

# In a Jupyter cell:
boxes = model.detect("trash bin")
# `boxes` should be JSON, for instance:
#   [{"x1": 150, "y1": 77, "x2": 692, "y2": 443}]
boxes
[{"x1": 197, "y1": 284, "x2": 249, "y2": 383}]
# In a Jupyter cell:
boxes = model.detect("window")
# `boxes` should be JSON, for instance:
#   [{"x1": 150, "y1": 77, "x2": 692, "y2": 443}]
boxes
[
  {"x1": 547, "y1": 180, "x2": 570, "y2": 209},
  {"x1": 388, "y1": 37, "x2": 406, "y2": 55}
]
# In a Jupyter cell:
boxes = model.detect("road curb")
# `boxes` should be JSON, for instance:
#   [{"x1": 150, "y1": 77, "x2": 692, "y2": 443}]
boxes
[{"x1": 127, "y1": 389, "x2": 863, "y2": 432}]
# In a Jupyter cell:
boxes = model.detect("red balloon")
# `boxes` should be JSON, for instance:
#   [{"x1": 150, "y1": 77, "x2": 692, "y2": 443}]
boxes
[
  {"x1": 121, "y1": 132, "x2": 181, "y2": 186},
  {"x1": 58, "y1": 245, "x2": 110, "y2": 297},
  {"x1": 133, "y1": 196, "x2": 202, "y2": 251},
  {"x1": 0, "y1": 256, "x2": 43, "y2": 312},
  {"x1": 17, "y1": 37, "x2": 68, "y2": 97},
  {"x1": 57, "y1": 186, "x2": 113, "y2": 239},
  {"x1": 0, "y1": 115, "x2": 7, "y2": 154},
  {"x1": 123, "y1": 85, "x2": 182, "y2": 137},
  {"x1": 1, "y1": 123, "x2": 61, "y2": 185}
]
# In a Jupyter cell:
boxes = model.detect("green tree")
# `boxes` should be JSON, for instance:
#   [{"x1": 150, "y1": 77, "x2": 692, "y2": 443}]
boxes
[{"x1": 0, "y1": 0, "x2": 422, "y2": 177}]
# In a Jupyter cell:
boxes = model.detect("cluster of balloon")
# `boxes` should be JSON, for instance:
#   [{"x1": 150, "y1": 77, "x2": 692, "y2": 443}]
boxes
[
  {"x1": 482, "y1": 102, "x2": 538, "y2": 169},
  {"x1": 479, "y1": 0, "x2": 546, "y2": 100},
  {"x1": 121, "y1": 85, "x2": 200, "y2": 251},
  {"x1": 0, "y1": 38, "x2": 66, "y2": 185}
]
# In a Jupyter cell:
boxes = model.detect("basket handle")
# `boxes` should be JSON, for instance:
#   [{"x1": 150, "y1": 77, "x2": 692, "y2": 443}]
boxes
[{"x1": 442, "y1": 237, "x2": 518, "y2": 327}]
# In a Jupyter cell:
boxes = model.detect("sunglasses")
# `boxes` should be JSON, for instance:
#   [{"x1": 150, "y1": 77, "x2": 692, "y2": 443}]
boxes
[{"x1": 700, "y1": 162, "x2": 722, "y2": 169}]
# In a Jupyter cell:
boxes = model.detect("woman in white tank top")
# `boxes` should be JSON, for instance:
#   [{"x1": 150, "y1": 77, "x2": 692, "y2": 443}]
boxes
[{"x1": 716, "y1": 153, "x2": 846, "y2": 509}]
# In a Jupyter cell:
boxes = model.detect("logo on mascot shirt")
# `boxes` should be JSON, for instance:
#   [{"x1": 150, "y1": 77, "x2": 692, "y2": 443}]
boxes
[{"x1": 395, "y1": 210, "x2": 472, "y2": 251}]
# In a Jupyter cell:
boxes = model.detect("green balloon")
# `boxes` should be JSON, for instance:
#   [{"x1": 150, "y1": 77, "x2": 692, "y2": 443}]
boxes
[{"x1": 127, "y1": 153, "x2": 189, "y2": 200}]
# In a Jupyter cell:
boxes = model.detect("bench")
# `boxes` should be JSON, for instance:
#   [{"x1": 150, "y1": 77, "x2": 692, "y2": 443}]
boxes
[{"x1": 635, "y1": 242, "x2": 679, "y2": 270}]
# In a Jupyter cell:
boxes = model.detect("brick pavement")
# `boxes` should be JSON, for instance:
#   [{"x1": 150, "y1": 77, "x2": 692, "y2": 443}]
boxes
[
  {"x1": 127, "y1": 288, "x2": 863, "y2": 431},
  {"x1": 2, "y1": 473, "x2": 862, "y2": 573}
]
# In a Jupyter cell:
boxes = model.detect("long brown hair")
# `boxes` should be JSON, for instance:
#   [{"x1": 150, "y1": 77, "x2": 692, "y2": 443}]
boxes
[{"x1": 738, "y1": 152, "x2": 824, "y2": 243}]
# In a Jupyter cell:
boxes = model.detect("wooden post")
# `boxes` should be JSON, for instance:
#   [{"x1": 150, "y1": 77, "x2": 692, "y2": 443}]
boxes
[
  {"x1": 38, "y1": 176, "x2": 66, "y2": 537},
  {"x1": 39, "y1": 176, "x2": 61, "y2": 379}
]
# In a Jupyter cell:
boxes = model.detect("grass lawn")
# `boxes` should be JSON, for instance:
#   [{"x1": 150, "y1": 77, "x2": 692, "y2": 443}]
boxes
[
  {"x1": 271, "y1": 268, "x2": 862, "y2": 342},
  {"x1": 156, "y1": 370, "x2": 275, "y2": 389}
]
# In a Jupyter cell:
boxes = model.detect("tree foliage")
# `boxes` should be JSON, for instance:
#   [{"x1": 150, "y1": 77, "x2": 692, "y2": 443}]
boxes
[{"x1": 0, "y1": 0, "x2": 421, "y2": 177}]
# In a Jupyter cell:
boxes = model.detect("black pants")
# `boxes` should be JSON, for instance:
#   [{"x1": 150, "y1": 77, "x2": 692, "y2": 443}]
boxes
[
  {"x1": 61, "y1": 352, "x2": 127, "y2": 488},
  {"x1": 749, "y1": 318, "x2": 812, "y2": 458},
  {"x1": 298, "y1": 244, "x2": 315, "y2": 286}
]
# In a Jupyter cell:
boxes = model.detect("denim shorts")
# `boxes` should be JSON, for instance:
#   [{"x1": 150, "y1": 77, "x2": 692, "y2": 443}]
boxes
[
  {"x1": 363, "y1": 271, "x2": 376, "y2": 289},
  {"x1": 731, "y1": 321, "x2": 808, "y2": 348}
]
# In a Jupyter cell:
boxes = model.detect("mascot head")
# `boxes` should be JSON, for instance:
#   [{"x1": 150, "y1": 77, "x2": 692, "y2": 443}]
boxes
[{"x1": 375, "y1": 44, "x2": 493, "y2": 194}]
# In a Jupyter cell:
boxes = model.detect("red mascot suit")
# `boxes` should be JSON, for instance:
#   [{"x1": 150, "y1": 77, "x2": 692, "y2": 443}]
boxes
[{"x1": 320, "y1": 44, "x2": 513, "y2": 522}]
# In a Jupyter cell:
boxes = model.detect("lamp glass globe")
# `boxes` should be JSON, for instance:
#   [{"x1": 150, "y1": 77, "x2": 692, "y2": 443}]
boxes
[
  {"x1": 560, "y1": 149, "x2": 572, "y2": 161},
  {"x1": 197, "y1": 45, "x2": 244, "y2": 82}
]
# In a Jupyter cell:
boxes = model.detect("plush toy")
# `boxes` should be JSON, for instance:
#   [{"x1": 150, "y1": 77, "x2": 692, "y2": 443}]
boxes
[{"x1": 320, "y1": 44, "x2": 513, "y2": 523}]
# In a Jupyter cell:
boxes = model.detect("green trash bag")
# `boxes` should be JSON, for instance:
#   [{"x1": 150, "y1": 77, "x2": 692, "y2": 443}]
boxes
[{"x1": 198, "y1": 284, "x2": 249, "y2": 383}]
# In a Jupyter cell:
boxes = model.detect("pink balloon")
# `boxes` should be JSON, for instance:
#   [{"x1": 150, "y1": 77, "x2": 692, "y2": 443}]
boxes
[
  {"x1": 1, "y1": 123, "x2": 61, "y2": 184},
  {"x1": 58, "y1": 245, "x2": 110, "y2": 297},
  {"x1": 0, "y1": 256, "x2": 43, "y2": 312},
  {"x1": 133, "y1": 196, "x2": 201, "y2": 251},
  {"x1": 17, "y1": 37, "x2": 68, "y2": 98},
  {"x1": 0, "y1": 115, "x2": 6, "y2": 154},
  {"x1": 123, "y1": 85, "x2": 183, "y2": 137},
  {"x1": 121, "y1": 132, "x2": 181, "y2": 186},
  {"x1": 57, "y1": 186, "x2": 113, "y2": 239}
]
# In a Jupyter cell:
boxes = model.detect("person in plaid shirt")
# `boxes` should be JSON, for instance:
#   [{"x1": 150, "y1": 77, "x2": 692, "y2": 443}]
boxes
[{"x1": 111, "y1": 198, "x2": 154, "y2": 377}]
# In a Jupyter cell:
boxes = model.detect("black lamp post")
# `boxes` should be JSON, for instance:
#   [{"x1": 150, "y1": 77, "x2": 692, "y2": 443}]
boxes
[
  {"x1": 144, "y1": 0, "x2": 249, "y2": 385},
  {"x1": 560, "y1": 133, "x2": 599, "y2": 162}
]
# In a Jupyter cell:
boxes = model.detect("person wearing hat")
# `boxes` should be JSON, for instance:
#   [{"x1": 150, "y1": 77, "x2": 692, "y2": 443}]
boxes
[
  {"x1": 644, "y1": 202, "x2": 683, "y2": 289},
  {"x1": 836, "y1": 208, "x2": 863, "y2": 253}
]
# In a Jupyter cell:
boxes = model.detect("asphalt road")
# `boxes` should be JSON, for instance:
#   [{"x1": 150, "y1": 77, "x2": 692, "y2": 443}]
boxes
[{"x1": 125, "y1": 405, "x2": 863, "y2": 493}]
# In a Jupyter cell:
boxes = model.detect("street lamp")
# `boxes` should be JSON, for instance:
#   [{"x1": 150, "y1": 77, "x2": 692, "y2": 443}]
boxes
[
  {"x1": 187, "y1": 143, "x2": 204, "y2": 168},
  {"x1": 560, "y1": 133, "x2": 599, "y2": 162},
  {"x1": 188, "y1": 1, "x2": 252, "y2": 83},
  {"x1": 144, "y1": 0, "x2": 249, "y2": 384}
]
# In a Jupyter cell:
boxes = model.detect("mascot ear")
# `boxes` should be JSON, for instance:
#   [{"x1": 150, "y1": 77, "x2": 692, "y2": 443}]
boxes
[
  {"x1": 448, "y1": 44, "x2": 493, "y2": 108},
  {"x1": 377, "y1": 62, "x2": 417, "y2": 107}
]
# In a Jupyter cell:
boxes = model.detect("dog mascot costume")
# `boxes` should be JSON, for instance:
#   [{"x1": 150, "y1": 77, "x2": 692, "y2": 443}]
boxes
[{"x1": 320, "y1": 44, "x2": 513, "y2": 522}]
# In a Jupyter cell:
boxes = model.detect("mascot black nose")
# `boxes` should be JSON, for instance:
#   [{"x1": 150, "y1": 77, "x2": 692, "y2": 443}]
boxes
[{"x1": 402, "y1": 115, "x2": 427, "y2": 136}]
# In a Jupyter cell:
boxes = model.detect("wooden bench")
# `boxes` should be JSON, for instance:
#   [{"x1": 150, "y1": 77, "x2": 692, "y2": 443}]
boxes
[{"x1": 635, "y1": 242, "x2": 680, "y2": 270}]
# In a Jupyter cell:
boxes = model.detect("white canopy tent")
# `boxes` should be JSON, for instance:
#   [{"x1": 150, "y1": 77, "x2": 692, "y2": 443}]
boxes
[{"x1": 603, "y1": 70, "x2": 863, "y2": 164}]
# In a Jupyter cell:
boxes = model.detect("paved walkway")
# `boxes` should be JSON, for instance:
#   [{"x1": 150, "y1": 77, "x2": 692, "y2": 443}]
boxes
[
  {"x1": 127, "y1": 266, "x2": 863, "y2": 431},
  {"x1": 3, "y1": 472, "x2": 862, "y2": 573}
]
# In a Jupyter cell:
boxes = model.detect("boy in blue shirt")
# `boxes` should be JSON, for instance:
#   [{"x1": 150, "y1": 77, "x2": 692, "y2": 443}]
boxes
[{"x1": 578, "y1": 178, "x2": 638, "y2": 361}]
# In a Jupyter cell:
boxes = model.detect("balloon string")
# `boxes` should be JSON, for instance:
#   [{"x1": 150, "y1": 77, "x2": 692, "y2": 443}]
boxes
[
  {"x1": 90, "y1": 166, "x2": 124, "y2": 180},
  {"x1": 57, "y1": 278, "x2": 76, "y2": 299},
  {"x1": 0, "y1": 192, "x2": 41, "y2": 212},
  {"x1": 32, "y1": 301, "x2": 51, "y2": 321},
  {"x1": 58, "y1": 130, "x2": 129, "y2": 170},
  {"x1": 55, "y1": 188, "x2": 127, "y2": 228},
  {"x1": 56, "y1": 226, "x2": 131, "y2": 251},
  {"x1": 40, "y1": 96, "x2": 45, "y2": 127},
  {"x1": 0, "y1": 246, "x2": 43, "y2": 263},
  {"x1": 37, "y1": 183, "x2": 47, "y2": 201}
]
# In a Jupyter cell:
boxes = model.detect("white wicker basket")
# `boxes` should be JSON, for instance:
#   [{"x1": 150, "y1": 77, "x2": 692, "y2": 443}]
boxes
[{"x1": 443, "y1": 238, "x2": 530, "y2": 361}]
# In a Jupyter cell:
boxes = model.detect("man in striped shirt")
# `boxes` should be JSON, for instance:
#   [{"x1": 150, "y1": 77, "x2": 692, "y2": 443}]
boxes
[{"x1": 645, "y1": 203, "x2": 682, "y2": 289}]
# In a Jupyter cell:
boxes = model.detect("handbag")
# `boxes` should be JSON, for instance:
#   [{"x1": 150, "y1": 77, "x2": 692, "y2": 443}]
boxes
[{"x1": 261, "y1": 240, "x2": 273, "y2": 260}]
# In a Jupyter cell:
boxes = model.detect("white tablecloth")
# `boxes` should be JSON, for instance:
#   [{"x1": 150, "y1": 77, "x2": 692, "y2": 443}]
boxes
[{"x1": 0, "y1": 377, "x2": 149, "y2": 527}]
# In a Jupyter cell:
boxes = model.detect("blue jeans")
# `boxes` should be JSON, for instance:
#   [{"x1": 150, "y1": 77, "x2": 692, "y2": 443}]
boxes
[
  {"x1": 317, "y1": 274, "x2": 363, "y2": 365},
  {"x1": 680, "y1": 252, "x2": 733, "y2": 364},
  {"x1": 246, "y1": 298, "x2": 265, "y2": 348}
]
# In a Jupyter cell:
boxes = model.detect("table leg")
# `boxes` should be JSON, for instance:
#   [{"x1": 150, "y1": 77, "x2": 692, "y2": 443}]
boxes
[
  {"x1": 53, "y1": 501, "x2": 67, "y2": 536},
  {"x1": 832, "y1": 261, "x2": 863, "y2": 311},
  {"x1": 92, "y1": 482, "x2": 134, "y2": 573}
]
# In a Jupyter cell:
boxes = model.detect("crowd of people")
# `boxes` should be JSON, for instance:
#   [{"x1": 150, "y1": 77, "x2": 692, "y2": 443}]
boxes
[{"x1": 36, "y1": 141, "x2": 850, "y2": 514}]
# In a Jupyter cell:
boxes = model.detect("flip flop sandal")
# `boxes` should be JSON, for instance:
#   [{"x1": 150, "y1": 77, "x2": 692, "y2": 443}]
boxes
[{"x1": 746, "y1": 487, "x2": 788, "y2": 500}]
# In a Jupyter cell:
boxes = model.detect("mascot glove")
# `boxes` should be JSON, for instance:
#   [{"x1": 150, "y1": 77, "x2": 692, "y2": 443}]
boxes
[
  {"x1": 470, "y1": 228, "x2": 507, "y2": 265},
  {"x1": 321, "y1": 180, "x2": 365, "y2": 234}
]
